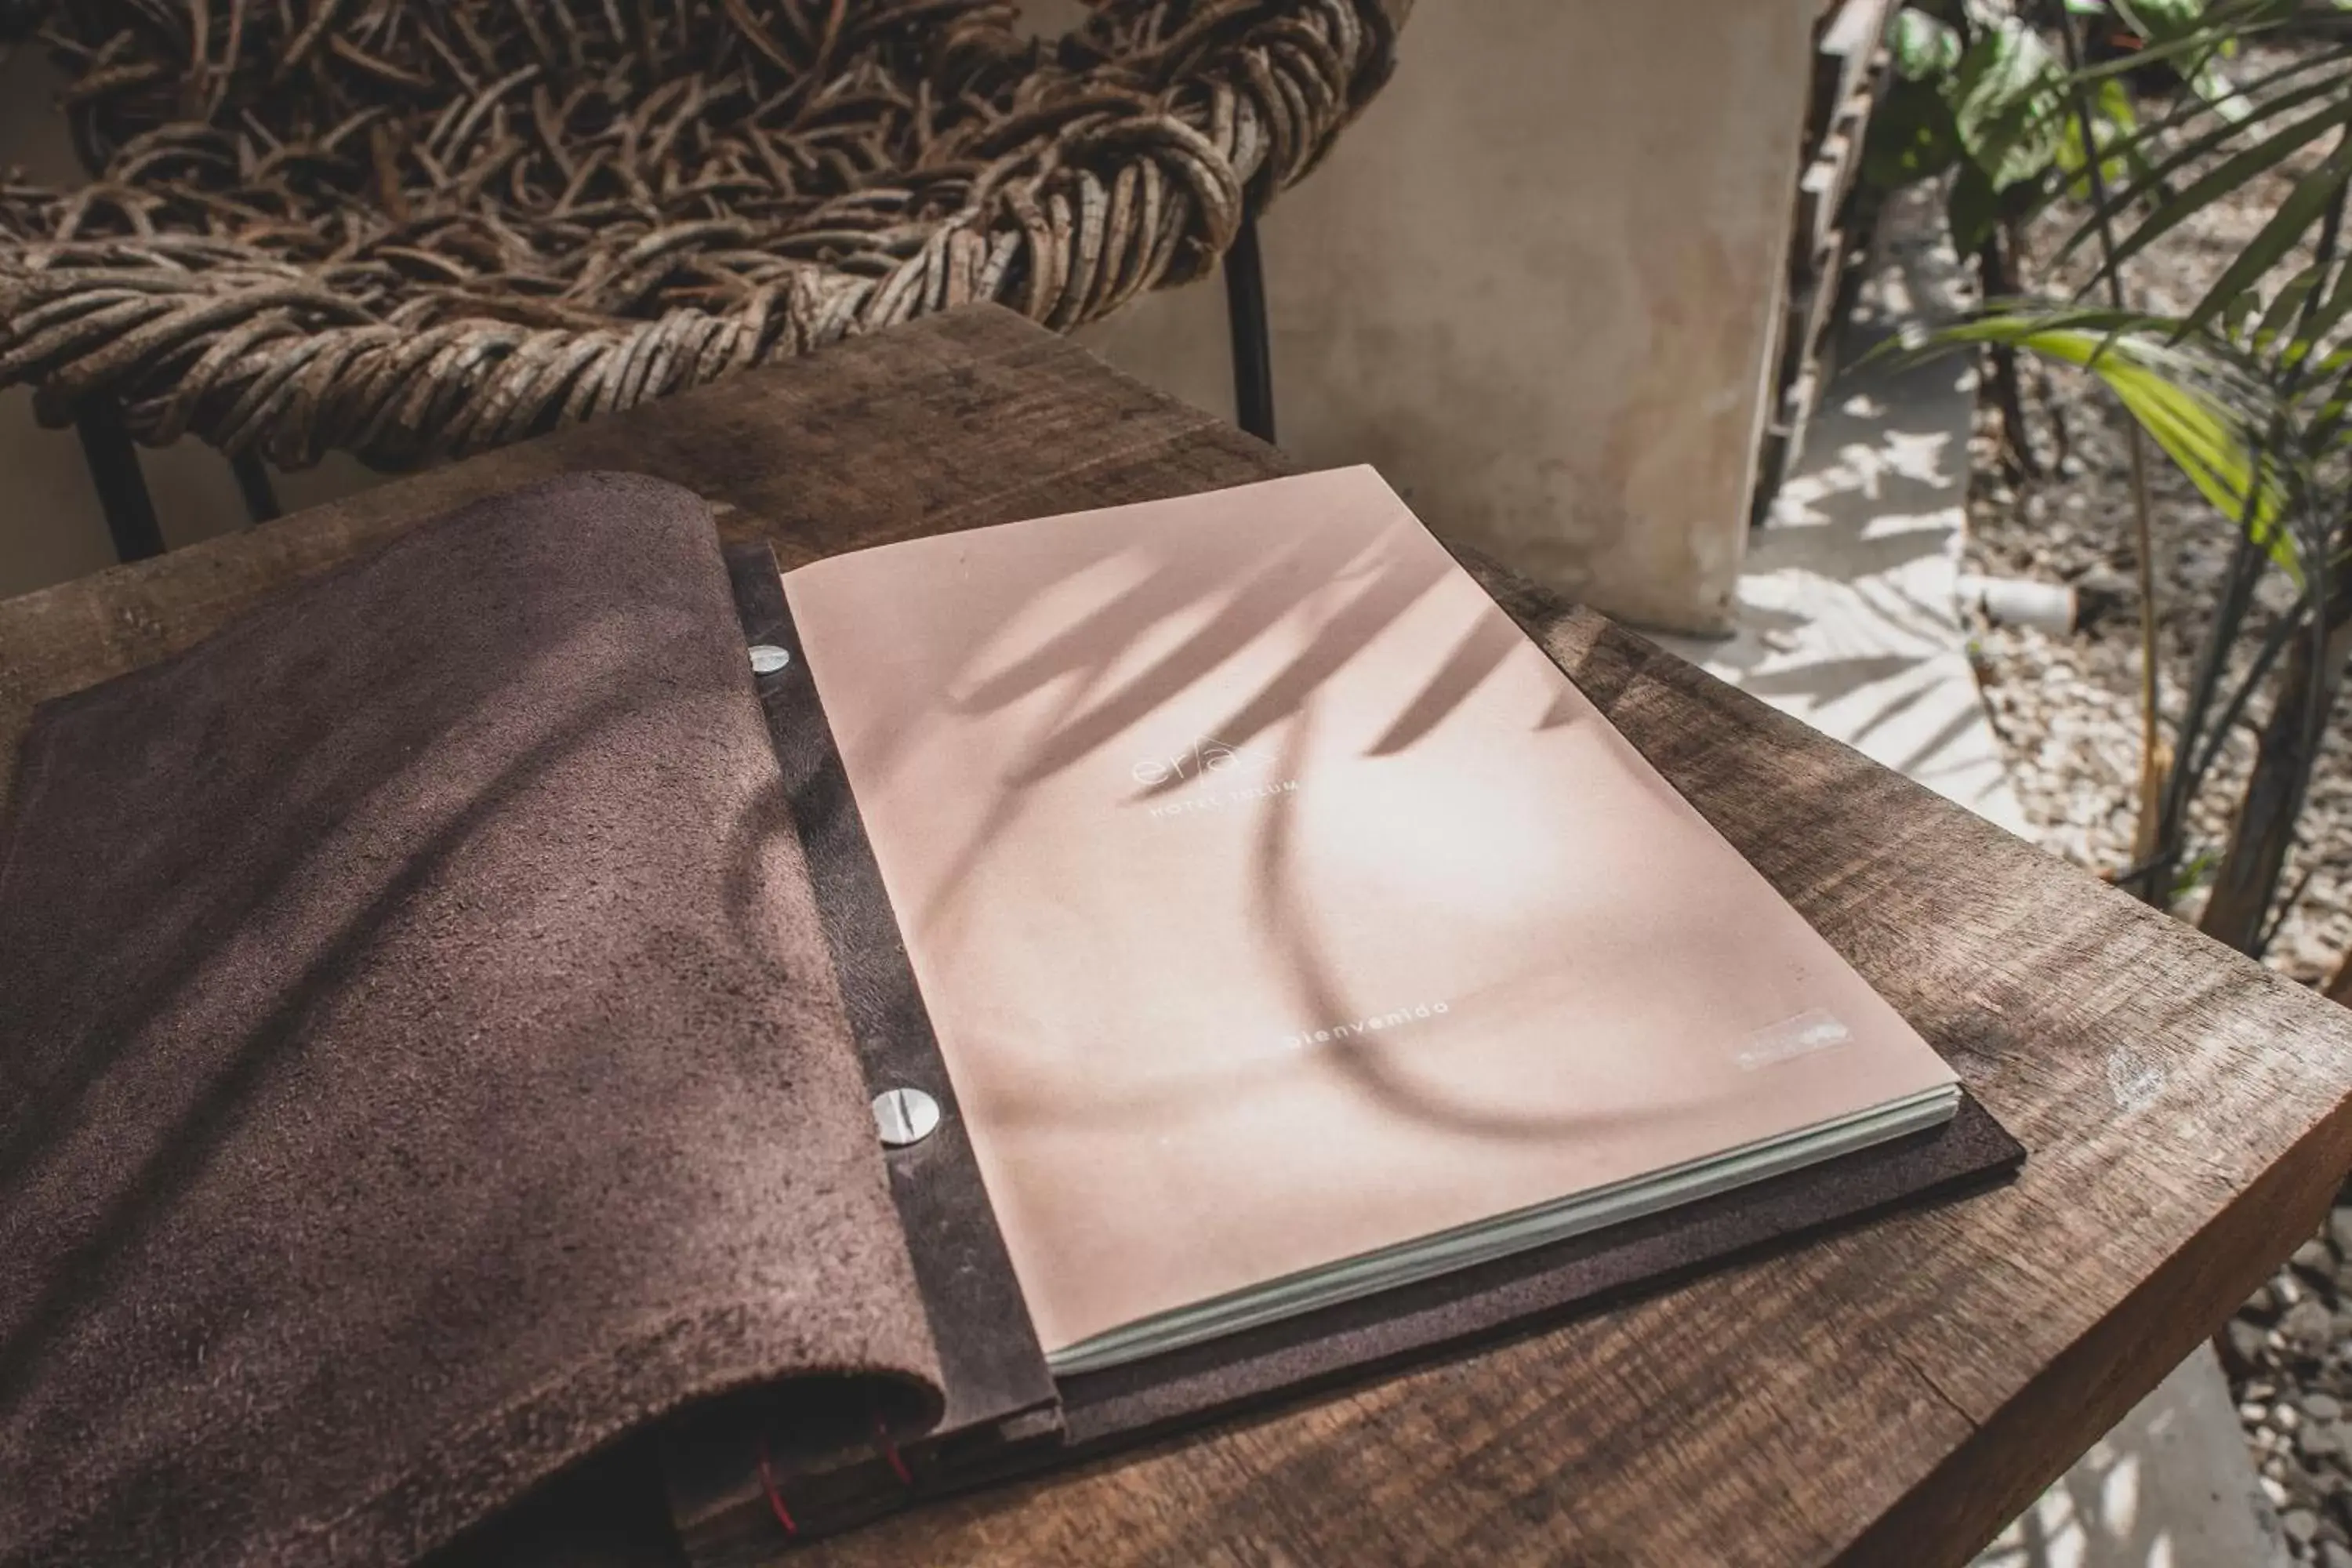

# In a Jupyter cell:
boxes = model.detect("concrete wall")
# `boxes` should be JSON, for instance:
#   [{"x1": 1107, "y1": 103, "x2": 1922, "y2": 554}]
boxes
[
  {"x1": 1, "y1": 4, "x2": 1815, "y2": 630},
  {"x1": 1078, "y1": 0, "x2": 1817, "y2": 633}
]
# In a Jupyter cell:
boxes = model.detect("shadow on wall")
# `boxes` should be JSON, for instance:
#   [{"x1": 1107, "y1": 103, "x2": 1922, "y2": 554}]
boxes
[
  {"x1": 1646, "y1": 339, "x2": 2009, "y2": 808},
  {"x1": 1639, "y1": 182, "x2": 2026, "y2": 831}
]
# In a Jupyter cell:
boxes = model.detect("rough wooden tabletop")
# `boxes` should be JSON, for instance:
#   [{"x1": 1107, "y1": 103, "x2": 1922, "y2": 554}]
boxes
[{"x1": 7, "y1": 306, "x2": 2351, "y2": 1567}]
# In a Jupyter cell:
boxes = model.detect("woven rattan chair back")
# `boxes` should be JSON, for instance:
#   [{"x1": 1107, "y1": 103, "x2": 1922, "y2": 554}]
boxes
[{"x1": 0, "y1": 0, "x2": 1396, "y2": 473}]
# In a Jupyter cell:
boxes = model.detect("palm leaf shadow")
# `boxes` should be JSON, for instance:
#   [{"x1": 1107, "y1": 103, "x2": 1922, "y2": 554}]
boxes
[
  {"x1": 1006, "y1": 514, "x2": 1385, "y2": 786},
  {"x1": 1367, "y1": 611, "x2": 1523, "y2": 757},
  {"x1": 1247, "y1": 713, "x2": 1693, "y2": 1142},
  {"x1": 910, "y1": 516, "x2": 1450, "y2": 933}
]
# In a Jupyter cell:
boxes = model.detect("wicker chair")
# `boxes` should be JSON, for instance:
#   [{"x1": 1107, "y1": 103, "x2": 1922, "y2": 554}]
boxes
[{"x1": 0, "y1": 0, "x2": 1398, "y2": 556}]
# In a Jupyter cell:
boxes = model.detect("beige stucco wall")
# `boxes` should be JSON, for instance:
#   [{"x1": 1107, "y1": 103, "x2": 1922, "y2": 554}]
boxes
[
  {"x1": 1077, "y1": 0, "x2": 1817, "y2": 633},
  {"x1": 1, "y1": 5, "x2": 1813, "y2": 630}
]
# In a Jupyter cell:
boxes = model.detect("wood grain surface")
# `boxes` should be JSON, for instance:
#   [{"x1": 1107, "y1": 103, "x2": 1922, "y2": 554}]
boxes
[{"x1": 7, "y1": 305, "x2": 2351, "y2": 1566}]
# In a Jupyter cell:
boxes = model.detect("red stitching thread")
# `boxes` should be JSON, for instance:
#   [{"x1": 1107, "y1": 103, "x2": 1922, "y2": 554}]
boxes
[
  {"x1": 876, "y1": 1415, "x2": 913, "y2": 1486},
  {"x1": 755, "y1": 1436, "x2": 798, "y2": 1536}
]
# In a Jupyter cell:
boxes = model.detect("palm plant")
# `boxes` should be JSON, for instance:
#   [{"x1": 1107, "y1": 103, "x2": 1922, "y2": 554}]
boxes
[
  {"x1": 1863, "y1": 0, "x2": 2267, "y2": 472},
  {"x1": 1911, "y1": 0, "x2": 2352, "y2": 960}
]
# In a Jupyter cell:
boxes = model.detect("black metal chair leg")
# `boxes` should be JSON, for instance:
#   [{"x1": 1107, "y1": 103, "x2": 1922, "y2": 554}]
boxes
[
  {"x1": 1223, "y1": 201, "x2": 1277, "y2": 445},
  {"x1": 74, "y1": 401, "x2": 166, "y2": 564},
  {"x1": 231, "y1": 449, "x2": 281, "y2": 524}
]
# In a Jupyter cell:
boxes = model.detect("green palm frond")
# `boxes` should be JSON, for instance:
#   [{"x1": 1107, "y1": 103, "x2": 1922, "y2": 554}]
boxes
[
  {"x1": 1911, "y1": 309, "x2": 2307, "y2": 572},
  {"x1": 2055, "y1": 81, "x2": 2352, "y2": 280},
  {"x1": 2067, "y1": 0, "x2": 2301, "y2": 87},
  {"x1": 2183, "y1": 132, "x2": 2352, "y2": 336},
  {"x1": 2046, "y1": 8, "x2": 2352, "y2": 329}
]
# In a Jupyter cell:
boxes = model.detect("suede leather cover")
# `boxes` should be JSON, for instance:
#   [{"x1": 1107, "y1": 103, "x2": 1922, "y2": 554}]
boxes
[{"x1": 0, "y1": 473, "x2": 942, "y2": 1568}]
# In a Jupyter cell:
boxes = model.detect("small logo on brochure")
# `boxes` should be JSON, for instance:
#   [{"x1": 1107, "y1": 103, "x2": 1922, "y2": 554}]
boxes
[
  {"x1": 1279, "y1": 1000, "x2": 1451, "y2": 1054},
  {"x1": 1129, "y1": 735, "x2": 1261, "y2": 787},
  {"x1": 1127, "y1": 735, "x2": 1297, "y2": 818},
  {"x1": 1734, "y1": 1009, "x2": 1852, "y2": 1070}
]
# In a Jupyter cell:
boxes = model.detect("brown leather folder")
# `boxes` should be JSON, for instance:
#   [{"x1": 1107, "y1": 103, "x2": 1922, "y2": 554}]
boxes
[{"x1": 0, "y1": 474, "x2": 2020, "y2": 1568}]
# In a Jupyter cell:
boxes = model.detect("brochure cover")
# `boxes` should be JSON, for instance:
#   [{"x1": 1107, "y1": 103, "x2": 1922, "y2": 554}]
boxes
[{"x1": 782, "y1": 466, "x2": 1960, "y2": 1370}]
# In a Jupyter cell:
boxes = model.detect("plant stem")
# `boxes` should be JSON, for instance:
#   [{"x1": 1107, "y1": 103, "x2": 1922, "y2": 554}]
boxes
[
  {"x1": 2060, "y1": 5, "x2": 2169, "y2": 895},
  {"x1": 2157, "y1": 517, "x2": 2264, "y2": 880},
  {"x1": 2199, "y1": 607, "x2": 2352, "y2": 951},
  {"x1": 2188, "y1": 586, "x2": 2306, "y2": 790},
  {"x1": 2124, "y1": 427, "x2": 2167, "y2": 871},
  {"x1": 2212, "y1": 154, "x2": 2350, "y2": 957},
  {"x1": 2113, "y1": 453, "x2": 2170, "y2": 870},
  {"x1": 1978, "y1": 235, "x2": 2042, "y2": 477}
]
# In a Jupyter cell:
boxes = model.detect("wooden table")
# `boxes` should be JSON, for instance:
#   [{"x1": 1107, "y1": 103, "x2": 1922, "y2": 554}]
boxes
[{"x1": 6, "y1": 306, "x2": 2351, "y2": 1567}]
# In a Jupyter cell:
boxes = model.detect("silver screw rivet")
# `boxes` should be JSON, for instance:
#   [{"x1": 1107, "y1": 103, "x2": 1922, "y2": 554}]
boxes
[
  {"x1": 873, "y1": 1087, "x2": 940, "y2": 1148},
  {"x1": 749, "y1": 644, "x2": 792, "y2": 675}
]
